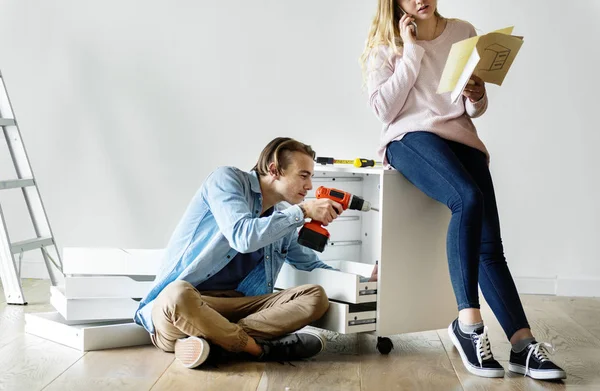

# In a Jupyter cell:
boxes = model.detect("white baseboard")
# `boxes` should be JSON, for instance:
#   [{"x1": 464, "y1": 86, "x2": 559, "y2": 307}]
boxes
[
  {"x1": 514, "y1": 277, "x2": 557, "y2": 295},
  {"x1": 17, "y1": 261, "x2": 600, "y2": 298},
  {"x1": 556, "y1": 278, "x2": 600, "y2": 298},
  {"x1": 514, "y1": 276, "x2": 600, "y2": 297}
]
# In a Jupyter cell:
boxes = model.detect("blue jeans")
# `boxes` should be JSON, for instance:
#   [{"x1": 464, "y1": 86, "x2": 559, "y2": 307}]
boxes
[{"x1": 386, "y1": 132, "x2": 530, "y2": 339}]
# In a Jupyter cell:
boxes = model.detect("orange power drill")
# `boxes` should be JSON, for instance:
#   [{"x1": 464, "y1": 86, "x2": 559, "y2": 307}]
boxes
[{"x1": 298, "y1": 186, "x2": 379, "y2": 252}]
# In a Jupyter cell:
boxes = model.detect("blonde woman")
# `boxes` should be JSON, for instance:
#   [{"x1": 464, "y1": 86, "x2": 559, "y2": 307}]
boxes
[{"x1": 361, "y1": 0, "x2": 566, "y2": 381}]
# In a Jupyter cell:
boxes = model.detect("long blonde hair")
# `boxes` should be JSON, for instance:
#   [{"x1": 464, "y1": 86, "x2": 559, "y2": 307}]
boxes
[{"x1": 359, "y1": 0, "x2": 441, "y2": 80}]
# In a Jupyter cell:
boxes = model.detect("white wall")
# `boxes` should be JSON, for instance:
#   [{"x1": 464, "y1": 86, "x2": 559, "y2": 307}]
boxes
[{"x1": 0, "y1": 0, "x2": 598, "y2": 295}]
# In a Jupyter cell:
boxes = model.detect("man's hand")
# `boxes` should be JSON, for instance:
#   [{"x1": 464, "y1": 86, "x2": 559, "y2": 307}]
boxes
[
  {"x1": 301, "y1": 199, "x2": 343, "y2": 226},
  {"x1": 463, "y1": 74, "x2": 486, "y2": 102}
]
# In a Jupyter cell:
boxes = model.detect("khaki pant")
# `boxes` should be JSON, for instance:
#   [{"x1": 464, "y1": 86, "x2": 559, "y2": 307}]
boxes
[{"x1": 151, "y1": 280, "x2": 329, "y2": 353}]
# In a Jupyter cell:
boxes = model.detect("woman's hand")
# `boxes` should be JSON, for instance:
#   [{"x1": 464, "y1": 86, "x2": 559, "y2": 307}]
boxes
[
  {"x1": 368, "y1": 263, "x2": 378, "y2": 282},
  {"x1": 463, "y1": 74, "x2": 486, "y2": 102},
  {"x1": 399, "y1": 13, "x2": 416, "y2": 44}
]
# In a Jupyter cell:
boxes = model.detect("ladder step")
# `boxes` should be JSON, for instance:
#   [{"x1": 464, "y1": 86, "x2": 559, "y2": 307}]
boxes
[
  {"x1": 11, "y1": 237, "x2": 54, "y2": 254},
  {"x1": 0, "y1": 178, "x2": 35, "y2": 190},
  {"x1": 0, "y1": 118, "x2": 16, "y2": 127}
]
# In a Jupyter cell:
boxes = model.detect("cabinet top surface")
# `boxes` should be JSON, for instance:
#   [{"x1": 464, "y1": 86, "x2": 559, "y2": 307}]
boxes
[{"x1": 314, "y1": 165, "x2": 395, "y2": 175}]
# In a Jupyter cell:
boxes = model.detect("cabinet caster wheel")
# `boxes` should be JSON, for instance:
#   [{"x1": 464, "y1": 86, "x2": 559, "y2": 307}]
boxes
[{"x1": 376, "y1": 337, "x2": 393, "y2": 355}]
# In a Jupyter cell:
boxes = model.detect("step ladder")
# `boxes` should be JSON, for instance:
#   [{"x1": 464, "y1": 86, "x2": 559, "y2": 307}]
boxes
[{"x1": 0, "y1": 69, "x2": 63, "y2": 304}]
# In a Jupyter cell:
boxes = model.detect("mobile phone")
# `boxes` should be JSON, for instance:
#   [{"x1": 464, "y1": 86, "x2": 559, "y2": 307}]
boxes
[{"x1": 397, "y1": 5, "x2": 418, "y2": 37}]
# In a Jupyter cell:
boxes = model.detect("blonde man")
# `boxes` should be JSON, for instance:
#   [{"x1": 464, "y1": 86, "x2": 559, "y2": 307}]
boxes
[{"x1": 135, "y1": 137, "x2": 348, "y2": 369}]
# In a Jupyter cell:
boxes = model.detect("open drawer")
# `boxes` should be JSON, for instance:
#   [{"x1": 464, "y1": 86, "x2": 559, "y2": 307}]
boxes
[
  {"x1": 62, "y1": 247, "x2": 163, "y2": 276},
  {"x1": 312, "y1": 301, "x2": 376, "y2": 334},
  {"x1": 50, "y1": 286, "x2": 139, "y2": 321},
  {"x1": 275, "y1": 260, "x2": 377, "y2": 304},
  {"x1": 63, "y1": 276, "x2": 154, "y2": 299}
]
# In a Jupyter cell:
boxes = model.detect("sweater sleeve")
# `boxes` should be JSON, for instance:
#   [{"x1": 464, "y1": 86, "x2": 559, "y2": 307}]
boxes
[
  {"x1": 465, "y1": 92, "x2": 488, "y2": 118},
  {"x1": 366, "y1": 43, "x2": 426, "y2": 125}
]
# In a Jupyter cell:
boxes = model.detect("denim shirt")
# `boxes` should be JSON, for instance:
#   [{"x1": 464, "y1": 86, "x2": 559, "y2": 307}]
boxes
[{"x1": 134, "y1": 166, "x2": 332, "y2": 334}]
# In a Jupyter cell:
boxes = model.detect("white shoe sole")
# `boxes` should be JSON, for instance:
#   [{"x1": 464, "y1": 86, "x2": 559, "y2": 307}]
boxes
[
  {"x1": 174, "y1": 336, "x2": 210, "y2": 369},
  {"x1": 508, "y1": 363, "x2": 567, "y2": 380},
  {"x1": 447, "y1": 323, "x2": 505, "y2": 378},
  {"x1": 297, "y1": 328, "x2": 326, "y2": 354}
]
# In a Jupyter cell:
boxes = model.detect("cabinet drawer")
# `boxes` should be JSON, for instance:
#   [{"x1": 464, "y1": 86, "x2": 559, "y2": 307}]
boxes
[
  {"x1": 51, "y1": 286, "x2": 139, "y2": 321},
  {"x1": 312, "y1": 301, "x2": 376, "y2": 334},
  {"x1": 63, "y1": 248, "x2": 163, "y2": 276},
  {"x1": 275, "y1": 260, "x2": 377, "y2": 304},
  {"x1": 25, "y1": 312, "x2": 151, "y2": 351},
  {"x1": 63, "y1": 276, "x2": 154, "y2": 299}
]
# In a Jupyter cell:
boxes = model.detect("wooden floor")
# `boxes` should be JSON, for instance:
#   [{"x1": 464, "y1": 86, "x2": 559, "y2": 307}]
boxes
[{"x1": 1, "y1": 280, "x2": 600, "y2": 390}]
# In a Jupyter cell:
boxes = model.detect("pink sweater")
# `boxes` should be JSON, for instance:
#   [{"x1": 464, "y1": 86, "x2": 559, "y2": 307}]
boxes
[{"x1": 367, "y1": 19, "x2": 489, "y2": 164}]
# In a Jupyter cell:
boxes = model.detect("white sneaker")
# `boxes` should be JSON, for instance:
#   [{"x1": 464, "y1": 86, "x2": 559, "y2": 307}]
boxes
[{"x1": 174, "y1": 336, "x2": 210, "y2": 369}]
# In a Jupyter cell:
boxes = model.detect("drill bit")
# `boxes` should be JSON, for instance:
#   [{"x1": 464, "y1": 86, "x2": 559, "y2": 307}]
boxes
[{"x1": 370, "y1": 207, "x2": 379, "y2": 212}]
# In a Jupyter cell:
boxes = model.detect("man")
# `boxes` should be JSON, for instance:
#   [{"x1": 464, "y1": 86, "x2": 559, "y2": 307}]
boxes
[{"x1": 134, "y1": 137, "x2": 348, "y2": 369}]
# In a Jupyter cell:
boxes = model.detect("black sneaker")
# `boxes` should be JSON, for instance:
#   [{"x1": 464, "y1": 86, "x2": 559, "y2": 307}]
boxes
[
  {"x1": 508, "y1": 341, "x2": 566, "y2": 380},
  {"x1": 448, "y1": 318, "x2": 505, "y2": 378},
  {"x1": 257, "y1": 329, "x2": 325, "y2": 362}
]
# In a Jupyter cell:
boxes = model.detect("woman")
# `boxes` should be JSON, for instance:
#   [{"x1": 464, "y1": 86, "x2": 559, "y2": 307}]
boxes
[{"x1": 361, "y1": 0, "x2": 566, "y2": 381}]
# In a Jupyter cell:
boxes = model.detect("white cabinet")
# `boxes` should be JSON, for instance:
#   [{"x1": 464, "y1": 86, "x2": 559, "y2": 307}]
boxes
[{"x1": 275, "y1": 166, "x2": 456, "y2": 354}]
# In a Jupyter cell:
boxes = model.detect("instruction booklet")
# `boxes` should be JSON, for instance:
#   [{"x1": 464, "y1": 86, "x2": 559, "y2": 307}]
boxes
[{"x1": 437, "y1": 26, "x2": 524, "y2": 103}]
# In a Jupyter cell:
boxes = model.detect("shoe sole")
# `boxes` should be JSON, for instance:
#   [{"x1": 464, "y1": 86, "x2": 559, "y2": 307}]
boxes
[
  {"x1": 297, "y1": 328, "x2": 326, "y2": 355},
  {"x1": 447, "y1": 323, "x2": 505, "y2": 378},
  {"x1": 174, "y1": 337, "x2": 210, "y2": 369},
  {"x1": 508, "y1": 363, "x2": 567, "y2": 380}
]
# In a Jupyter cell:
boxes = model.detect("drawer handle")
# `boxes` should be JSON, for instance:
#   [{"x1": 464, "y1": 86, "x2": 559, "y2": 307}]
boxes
[
  {"x1": 349, "y1": 318, "x2": 376, "y2": 326},
  {"x1": 359, "y1": 289, "x2": 377, "y2": 295},
  {"x1": 329, "y1": 240, "x2": 362, "y2": 246}
]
